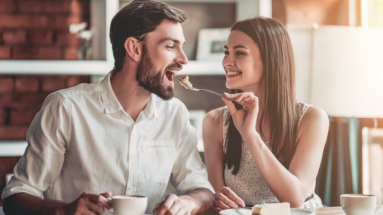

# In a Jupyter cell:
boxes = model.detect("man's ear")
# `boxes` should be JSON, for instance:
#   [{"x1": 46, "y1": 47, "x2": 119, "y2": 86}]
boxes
[{"x1": 124, "y1": 37, "x2": 142, "y2": 62}]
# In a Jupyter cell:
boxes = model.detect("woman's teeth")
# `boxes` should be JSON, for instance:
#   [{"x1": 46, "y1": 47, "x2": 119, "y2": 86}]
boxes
[{"x1": 227, "y1": 72, "x2": 242, "y2": 76}]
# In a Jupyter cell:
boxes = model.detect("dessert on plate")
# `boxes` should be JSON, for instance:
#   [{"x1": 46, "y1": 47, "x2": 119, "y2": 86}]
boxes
[{"x1": 252, "y1": 202, "x2": 290, "y2": 215}]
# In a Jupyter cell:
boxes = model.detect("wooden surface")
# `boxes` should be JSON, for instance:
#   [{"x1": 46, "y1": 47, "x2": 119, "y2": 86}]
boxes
[
  {"x1": 217, "y1": 206, "x2": 383, "y2": 215},
  {"x1": 314, "y1": 206, "x2": 383, "y2": 214},
  {"x1": 1, "y1": 206, "x2": 383, "y2": 215}
]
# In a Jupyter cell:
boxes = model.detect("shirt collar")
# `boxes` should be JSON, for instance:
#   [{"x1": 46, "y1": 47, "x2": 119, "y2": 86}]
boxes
[
  {"x1": 100, "y1": 71, "x2": 158, "y2": 119},
  {"x1": 142, "y1": 94, "x2": 159, "y2": 119}
]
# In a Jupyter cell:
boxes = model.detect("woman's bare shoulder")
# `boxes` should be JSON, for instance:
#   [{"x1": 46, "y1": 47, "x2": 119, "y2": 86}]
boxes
[
  {"x1": 301, "y1": 106, "x2": 329, "y2": 125},
  {"x1": 203, "y1": 106, "x2": 226, "y2": 142},
  {"x1": 204, "y1": 106, "x2": 226, "y2": 127},
  {"x1": 297, "y1": 105, "x2": 329, "y2": 143}
]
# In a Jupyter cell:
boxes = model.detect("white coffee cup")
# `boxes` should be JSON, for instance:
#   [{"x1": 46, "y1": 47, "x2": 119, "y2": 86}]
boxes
[
  {"x1": 105, "y1": 195, "x2": 147, "y2": 215},
  {"x1": 340, "y1": 194, "x2": 382, "y2": 215}
]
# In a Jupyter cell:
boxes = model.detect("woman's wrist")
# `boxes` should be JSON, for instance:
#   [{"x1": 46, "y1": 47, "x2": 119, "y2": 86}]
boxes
[{"x1": 241, "y1": 130, "x2": 261, "y2": 144}]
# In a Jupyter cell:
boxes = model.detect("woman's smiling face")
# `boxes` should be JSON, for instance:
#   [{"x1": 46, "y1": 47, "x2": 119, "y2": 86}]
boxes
[{"x1": 223, "y1": 30, "x2": 264, "y2": 91}]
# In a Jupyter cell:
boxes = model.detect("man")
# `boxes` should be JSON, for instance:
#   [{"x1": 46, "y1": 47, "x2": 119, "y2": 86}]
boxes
[{"x1": 1, "y1": 0, "x2": 215, "y2": 214}]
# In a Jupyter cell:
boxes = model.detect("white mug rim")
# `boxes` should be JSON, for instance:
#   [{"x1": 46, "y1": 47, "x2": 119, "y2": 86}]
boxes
[
  {"x1": 112, "y1": 195, "x2": 147, "y2": 200},
  {"x1": 341, "y1": 194, "x2": 377, "y2": 198}
]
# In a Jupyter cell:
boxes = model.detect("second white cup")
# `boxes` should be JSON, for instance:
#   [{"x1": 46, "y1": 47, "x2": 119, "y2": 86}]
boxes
[{"x1": 340, "y1": 194, "x2": 382, "y2": 215}]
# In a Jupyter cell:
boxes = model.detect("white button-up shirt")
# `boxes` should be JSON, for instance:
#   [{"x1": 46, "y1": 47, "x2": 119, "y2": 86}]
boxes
[{"x1": 2, "y1": 72, "x2": 214, "y2": 213}]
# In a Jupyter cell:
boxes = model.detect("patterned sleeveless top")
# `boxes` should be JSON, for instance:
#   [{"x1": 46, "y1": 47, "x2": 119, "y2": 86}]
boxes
[{"x1": 222, "y1": 101, "x2": 323, "y2": 209}]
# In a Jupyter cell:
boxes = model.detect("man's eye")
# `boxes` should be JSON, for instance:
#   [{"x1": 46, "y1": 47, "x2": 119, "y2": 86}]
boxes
[
  {"x1": 224, "y1": 51, "x2": 229, "y2": 55},
  {"x1": 166, "y1": 46, "x2": 174, "y2": 49}
]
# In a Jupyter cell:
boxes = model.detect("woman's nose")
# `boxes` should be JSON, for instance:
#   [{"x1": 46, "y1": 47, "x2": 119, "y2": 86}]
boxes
[{"x1": 223, "y1": 53, "x2": 234, "y2": 67}]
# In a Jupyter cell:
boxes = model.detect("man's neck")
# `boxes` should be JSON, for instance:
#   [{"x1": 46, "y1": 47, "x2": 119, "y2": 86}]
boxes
[{"x1": 110, "y1": 69, "x2": 151, "y2": 121}]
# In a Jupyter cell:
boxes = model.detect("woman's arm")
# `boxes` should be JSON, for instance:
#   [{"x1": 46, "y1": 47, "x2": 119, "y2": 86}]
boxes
[
  {"x1": 203, "y1": 108, "x2": 225, "y2": 191},
  {"x1": 223, "y1": 93, "x2": 329, "y2": 208},
  {"x1": 203, "y1": 108, "x2": 245, "y2": 213},
  {"x1": 248, "y1": 106, "x2": 328, "y2": 207}
]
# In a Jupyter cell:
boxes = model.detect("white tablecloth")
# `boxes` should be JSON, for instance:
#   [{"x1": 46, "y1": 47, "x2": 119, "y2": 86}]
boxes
[{"x1": 0, "y1": 207, "x2": 152, "y2": 215}]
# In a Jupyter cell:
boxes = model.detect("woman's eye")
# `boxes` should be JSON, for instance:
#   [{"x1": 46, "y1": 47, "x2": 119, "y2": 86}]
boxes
[
  {"x1": 166, "y1": 46, "x2": 174, "y2": 49},
  {"x1": 224, "y1": 51, "x2": 229, "y2": 55},
  {"x1": 236, "y1": 51, "x2": 245, "y2": 56}
]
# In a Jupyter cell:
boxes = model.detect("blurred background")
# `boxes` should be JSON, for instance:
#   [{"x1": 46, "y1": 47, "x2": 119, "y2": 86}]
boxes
[{"x1": 0, "y1": 0, "x2": 382, "y2": 208}]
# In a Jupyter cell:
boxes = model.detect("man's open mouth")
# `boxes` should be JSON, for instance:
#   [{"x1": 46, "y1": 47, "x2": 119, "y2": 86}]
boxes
[{"x1": 165, "y1": 70, "x2": 178, "y2": 82}]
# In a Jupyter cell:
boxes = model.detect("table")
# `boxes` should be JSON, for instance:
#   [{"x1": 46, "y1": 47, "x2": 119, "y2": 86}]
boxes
[
  {"x1": 314, "y1": 207, "x2": 383, "y2": 214},
  {"x1": 218, "y1": 207, "x2": 383, "y2": 215},
  {"x1": 1, "y1": 207, "x2": 383, "y2": 215},
  {"x1": 0, "y1": 207, "x2": 152, "y2": 215}
]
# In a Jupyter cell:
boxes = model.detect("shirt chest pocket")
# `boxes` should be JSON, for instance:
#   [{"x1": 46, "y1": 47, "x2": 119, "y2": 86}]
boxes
[{"x1": 142, "y1": 140, "x2": 176, "y2": 183}]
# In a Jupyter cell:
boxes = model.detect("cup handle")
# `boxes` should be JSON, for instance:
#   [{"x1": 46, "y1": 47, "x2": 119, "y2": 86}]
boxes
[
  {"x1": 105, "y1": 197, "x2": 114, "y2": 215},
  {"x1": 375, "y1": 196, "x2": 383, "y2": 212}
]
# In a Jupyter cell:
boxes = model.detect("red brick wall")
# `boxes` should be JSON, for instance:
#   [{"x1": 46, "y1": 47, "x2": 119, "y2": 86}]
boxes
[
  {"x1": 0, "y1": 75, "x2": 90, "y2": 205},
  {"x1": 0, "y1": 0, "x2": 90, "y2": 60},
  {"x1": 0, "y1": 0, "x2": 91, "y2": 205},
  {"x1": 0, "y1": 75, "x2": 90, "y2": 204}
]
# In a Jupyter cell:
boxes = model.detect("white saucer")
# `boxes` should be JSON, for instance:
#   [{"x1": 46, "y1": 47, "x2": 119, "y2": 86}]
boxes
[
  {"x1": 219, "y1": 208, "x2": 314, "y2": 215},
  {"x1": 219, "y1": 208, "x2": 251, "y2": 215},
  {"x1": 291, "y1": 209, "x2": 315, "y2": 215},
  {"x1": 105, "y1": 212, "x2": 150, "y2": 215}
]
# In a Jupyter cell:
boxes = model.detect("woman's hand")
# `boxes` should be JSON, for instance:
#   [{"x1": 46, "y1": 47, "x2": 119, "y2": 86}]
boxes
[
  {"x1": 213, "y1": 187, "x2": 245, "y2": 214},
  {"x1": 222, "y1": 92, "x2": 259, "y2": 137}
]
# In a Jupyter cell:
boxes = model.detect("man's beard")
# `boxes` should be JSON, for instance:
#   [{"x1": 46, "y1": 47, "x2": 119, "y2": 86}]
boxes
[{"x1": 136, "y1": 45, "x2": 181, "y2": 100}]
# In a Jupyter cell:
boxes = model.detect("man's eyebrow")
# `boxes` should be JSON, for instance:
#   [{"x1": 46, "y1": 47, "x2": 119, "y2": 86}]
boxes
[
  {"x1": 158, "y1": 37, "x2": 186, "y2": 45},
  {"x1": 224, "y1": 45, "x2": 248, "y2": 50}
]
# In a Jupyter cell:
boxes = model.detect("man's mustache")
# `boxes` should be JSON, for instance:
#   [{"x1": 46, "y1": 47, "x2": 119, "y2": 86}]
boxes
[{"x1": 164, "y1": 63, "x2": 183, "y2": 71}]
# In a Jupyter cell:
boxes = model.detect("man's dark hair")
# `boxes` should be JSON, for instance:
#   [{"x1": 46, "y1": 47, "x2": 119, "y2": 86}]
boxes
[{"x1": 110, "y1": 0, "x2": 187, "y2": 72}]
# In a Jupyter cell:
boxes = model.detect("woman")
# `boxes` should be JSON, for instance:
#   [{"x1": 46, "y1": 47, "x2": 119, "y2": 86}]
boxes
[{"x1": 202, "y1": 17, "x2": 329, "y2": 214}]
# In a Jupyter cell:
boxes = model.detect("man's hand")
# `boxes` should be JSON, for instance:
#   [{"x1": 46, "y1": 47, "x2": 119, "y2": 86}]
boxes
[
  {"x1": 153, "y1": 194, "x2": 195, "y2": 215},
  {"x1": 63, "y1": 192, "x2": 112, "y2": 215}
]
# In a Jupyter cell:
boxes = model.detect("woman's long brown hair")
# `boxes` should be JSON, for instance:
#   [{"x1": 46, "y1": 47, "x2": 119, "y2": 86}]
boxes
[{"x1": 225, "y1": 17, "x2": 299, "y2": 174}]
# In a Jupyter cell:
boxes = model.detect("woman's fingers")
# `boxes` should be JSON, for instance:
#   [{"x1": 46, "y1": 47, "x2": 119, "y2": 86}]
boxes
[
  {"x1": 242, "y1": 96, "x2": 252, "y2": 102},
  {"x1": 221, "y1": 187, "x2": 245, "y2": 207},
  {"x1": 224, "y1": 93, "x2": 257, "y2": 104},
  {"x1": 215, "y1": 193, "x2": 239, "y2": 208},
  {"x1": 235, "y1": 94, "x2": 245, "y2": 103},
  {"x1": 214, "y1": 199, "x2": 232, "y2": 210},
  {"x1": 224, "y1": 92, "x2": 254, "y2": 98},
  {"x1": 223, "y1": 92, "x2": 259, "y2": 135},
  {"x1": 223, "y1": 92, "x2": 240, "y2": 99},
  {"x1": 213, "y1": 205, "x2": 222, "y2": 214},
  {"x1": 222, "y1": 97, "x2": 237, "y2": 115},
  {"x1": 238, "y1": 95, "x2": 258, "y2": 111}
]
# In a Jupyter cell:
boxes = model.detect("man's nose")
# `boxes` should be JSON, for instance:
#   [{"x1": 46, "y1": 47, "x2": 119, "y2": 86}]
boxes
[{"x1": 176, "y1": 49, "x2": 188, "y2": 65}]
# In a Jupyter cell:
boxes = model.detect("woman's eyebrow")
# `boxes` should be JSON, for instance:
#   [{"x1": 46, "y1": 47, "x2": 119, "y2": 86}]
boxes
[
  {"x1": 223, "y1": 45, "x2": 248, "y2": 50},
  {"x1": 233, "y1": 45, "x2": 248, "y2": 49}
]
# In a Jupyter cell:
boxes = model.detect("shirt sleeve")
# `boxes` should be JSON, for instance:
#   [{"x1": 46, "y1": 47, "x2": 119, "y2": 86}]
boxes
[
  {"x1": 170, "y1": 104, "x2": 215, "y2": 195},
  {"x1": 1, "y1": 92, "x2": 70, "y2": 200}
]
